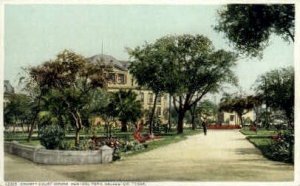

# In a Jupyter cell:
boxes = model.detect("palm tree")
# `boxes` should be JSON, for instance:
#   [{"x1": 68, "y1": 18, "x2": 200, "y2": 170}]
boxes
[{"x1": 110, "y1": 90, "x2": 143, "y2": 132}]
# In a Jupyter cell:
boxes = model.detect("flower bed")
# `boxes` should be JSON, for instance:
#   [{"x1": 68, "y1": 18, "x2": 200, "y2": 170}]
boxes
[{"x1": 207, "y1": 124, "x2": 241, "y2": 129}]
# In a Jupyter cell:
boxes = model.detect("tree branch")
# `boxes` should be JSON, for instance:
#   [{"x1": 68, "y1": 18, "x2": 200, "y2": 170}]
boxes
[
  {"x1": 285, "y1": 28, "x2": 294, "y2": 42},
  {"x1": 189, "y1": 84, "x2": 212, "y2": 109}
]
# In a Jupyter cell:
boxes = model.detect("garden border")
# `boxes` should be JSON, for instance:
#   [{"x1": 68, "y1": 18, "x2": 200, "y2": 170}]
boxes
[{"x1": 4, "y1": 141, "x2": 113, "y2": 165}]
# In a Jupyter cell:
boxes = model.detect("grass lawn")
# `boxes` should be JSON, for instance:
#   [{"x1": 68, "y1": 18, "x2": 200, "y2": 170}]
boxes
[
  {"x1": 239, "y1": 127, "x2": 294, "y2": 164},
  {"x1": 247, "y1": 137, "x2": 272, "y2": 156},
  {"x1": 18, "y1": 140, "x2": 41, "y2": 146},
  {"x1": 240, "y1": 127, "x2": 277, "y2": 136},
  {"x1": 5, "y1": 128, "x2": 202, "y2": 157},
  {"x1": 122, "y1": 128, "x2": 201, "y2": 157}
]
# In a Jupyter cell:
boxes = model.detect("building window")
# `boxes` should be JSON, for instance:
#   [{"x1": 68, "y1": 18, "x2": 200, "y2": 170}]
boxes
[
  {"x1": 148, "y1": 93, "x2": 153, "y2": 104},
  {"x1": 230, "y1": 115, "x2": 235, "y2": 122},
  {"x1": 117, "y1": 74, "x2": 126, "y2": 84},
  {"x1": 108, "y1": 73, "x2": 116, "y2": 83},
  {"x1": 156, "y1": 107, "x2": 161, "y2": 116},
  {"x1": 140, "y1": 92, "x2": 144, "y2": 103}
]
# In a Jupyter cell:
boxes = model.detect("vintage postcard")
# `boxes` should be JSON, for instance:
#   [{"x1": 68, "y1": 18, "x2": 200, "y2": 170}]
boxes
[{"x1": 1, "y1": 0, "x2": 299, "y2": 185}]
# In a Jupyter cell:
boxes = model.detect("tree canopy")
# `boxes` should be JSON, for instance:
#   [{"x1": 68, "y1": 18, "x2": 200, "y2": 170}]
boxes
[
  {"x1": 4, "y1": 93, "x2": 33, "y2": 130},
  {"x1": 28, "y1": 50, "x2": 109, "y2": 145},
  {"x1": 108, "y1": 90, "x2": 143, "y2": 132},
  {"x1": 129, "y1": 34, "x2": 237, "y2": 133},
  {"x1": 215, "y1": 4, "x2": 295, "y2": 58},
  {"x1": 219, "y1": 94, "x2": 260, "y2": 126},
  {"x1": 197, "y1": 99, "x2": 218, "y2": 123},
  {"x1": 254, "y1": 67, "x2": 294, "y2": 127}
]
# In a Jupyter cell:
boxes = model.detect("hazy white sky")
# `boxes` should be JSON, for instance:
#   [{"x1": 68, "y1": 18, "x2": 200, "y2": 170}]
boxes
[{"x1": 4, "y1": 5, "x2": 294, "y2": 95}]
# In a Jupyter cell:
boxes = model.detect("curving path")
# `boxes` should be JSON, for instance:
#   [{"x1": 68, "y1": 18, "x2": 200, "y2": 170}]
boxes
[{"x1": 4, "y1": 130, "x2": 294, "y2": 181}]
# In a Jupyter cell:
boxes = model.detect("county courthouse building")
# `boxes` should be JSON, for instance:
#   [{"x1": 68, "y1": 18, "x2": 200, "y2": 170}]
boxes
[{"x1": 88, "y1": 54, "x2": 170, "y2": 125}]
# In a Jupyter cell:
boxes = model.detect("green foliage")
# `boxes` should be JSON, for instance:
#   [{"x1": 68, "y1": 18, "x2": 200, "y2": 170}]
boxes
[
  {"x1": 243, "y1": 117, "x2": 252, "y2": 125},
  {"x1": 269, "y1": 130, "x2": 294, "y2": 163},
  {"x1": 242, "y1": 128, "x2": 294, "y2": 164},
  {"x1": 4, "y1": 93, "x2": 33, "y2": 127},
  {"x1": 108, "y1": 90, "x2": 143, "y2": 132},
  {"x1": 240, "y1": 127, "x2": 277, "y2": 136},
  {"x1": 254, "y1": 67, "x2": 294, "y2": 127},
  {"x1": 197, "y1": 99, "x2": 218, "y2": 122},
  {"x1": 28, "y1": 50, "x2": 110, "y2": 145},
  {"x1": 120, "y1": 141, "x2": 147, "y2": 152},
  {"x1": 129, "y1": 34, "x2": 237, "y2": 133},
  {"x1": 219, "y1": 94, "x2": 260, "y2": 125},
  {"x1": 215, "y1": 4, "x2": 295, "y2": 57},
  {"x1": 59, "y1": 140, "x2": 76, "y2": 150},
  {"x1": 38, "y1": 124, "x2": 65, "y2": 149}
]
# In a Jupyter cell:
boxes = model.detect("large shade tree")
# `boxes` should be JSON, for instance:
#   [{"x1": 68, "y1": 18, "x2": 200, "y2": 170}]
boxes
[
  {"x1": 215, "y1": 4, "x2": 294, "y2": 58},
  {"x1": 128, "y1": 44, "x2": 174, "y2": 135},
  {"x1": 129, "y1": 34, "x2": 237, "y2": 134},
  {"x1": 254, "y1": 67, "x2": 294, "y2": 128},
  {"x1": 28, "y1": 50, "x2": 109, "y2": 146}
]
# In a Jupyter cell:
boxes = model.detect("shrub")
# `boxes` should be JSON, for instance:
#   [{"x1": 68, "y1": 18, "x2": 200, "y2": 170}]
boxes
[
  {"x1": 59, "y1": 140, "x2": 76, "y2": 150},
  {"x1": 120, "y1": 140, "x2": 147, "y2": 152},
  {"x1": 74, "y1": 139, "x2": 96, "y2": 150},
  {"x1": 38, "y1": 124, "x2": 65, "y2": 149},
  {"x1": 269, "y1": 130, "x2": 294, "y2": 163}
]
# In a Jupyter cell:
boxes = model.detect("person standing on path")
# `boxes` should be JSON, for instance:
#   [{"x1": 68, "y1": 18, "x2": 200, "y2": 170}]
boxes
[{"x1": 202, "y1": 121, "x2": 207, "y2": 135}]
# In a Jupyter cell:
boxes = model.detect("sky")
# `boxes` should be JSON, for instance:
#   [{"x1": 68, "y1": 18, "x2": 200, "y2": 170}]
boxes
[{"x1": 4, "y1": 4, "x2": 294, "y2": 96}]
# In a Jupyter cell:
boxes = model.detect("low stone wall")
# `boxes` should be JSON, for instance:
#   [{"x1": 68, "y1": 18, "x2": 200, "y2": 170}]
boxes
[{"x1": 4, "y1": 141, "x2": 113, "y2": 165}]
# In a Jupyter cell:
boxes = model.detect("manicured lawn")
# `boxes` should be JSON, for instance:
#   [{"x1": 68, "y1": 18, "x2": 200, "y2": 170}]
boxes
[
  {"x1": 247, "y1": 137, "x2": 272, "y2": 155},
  {"x1": 240, "y1": 127, "x2": 277, "y2": 136},
  {"x1": 122, "y1": 129, "x2": 202, "y2": 157},
  {"x1": 240, "y1": 127, "x2": 293, "y2": 164},
  {"x1": 18, "y1": 140, "x2": 41, "y2": 146},
  {"x1": 4, "y1": 132, "x2": 39, "y2": 141},
  {"x1": 4, "y1": 128, "x2": 202, "y2": 157}
]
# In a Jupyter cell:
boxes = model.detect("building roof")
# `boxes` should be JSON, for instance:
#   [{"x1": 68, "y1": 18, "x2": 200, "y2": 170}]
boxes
[
  {"x1": 4, "y1": 80, "x2": 14, "y2": 94},
  {"x1": 88, "y1": 54, "x2": 130, "y2": 71}
]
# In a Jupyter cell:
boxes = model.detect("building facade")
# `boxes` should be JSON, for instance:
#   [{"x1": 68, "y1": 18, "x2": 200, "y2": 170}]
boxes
[
  {"x1": 218, "y1": 110, "x2": 255, "y2": 125},
  {"x1": 88, "y1": 54, "x2": 170, "y2": 124}
]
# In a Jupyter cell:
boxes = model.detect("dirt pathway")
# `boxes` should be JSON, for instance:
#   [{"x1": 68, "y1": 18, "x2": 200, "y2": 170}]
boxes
[{"x1": 4, "y1": 130, "x2": 293, "y2": 181}]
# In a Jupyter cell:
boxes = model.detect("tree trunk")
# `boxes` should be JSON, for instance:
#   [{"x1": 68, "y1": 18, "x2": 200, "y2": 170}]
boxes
[
  {"x1": 177, "y1": 110, "x2": 186, "y2": 134},
  {"x1": 27, "y1": 95, "x2": 42, "y2": 142},
  {"x1": 71, "y1": 111, "x2": 83, "y2": 147},
  {"x1": 109, "y1": 125, "x2": 112, "y2": 138},
  {"x1": 238, "y1": 114, "x2": 243, "y2": 127},
  {"x1": 75, "y1": 128, "x2": 80, "y2": 147},
  {"x1": 168, "y1": 94, "x2": 172, "y2": 132},
  {"x1": 105, "y1": 122, "x2": 109, "y2": 138},
  {"x1": 121, "y1": 120, "x2": 127, "y2": 132},
  {"x1": 149, "y1": 93, "x2": 158, "y2": 135},
  {"x1": 190, "y1": 104, "x2": 197, "y2": 130}
]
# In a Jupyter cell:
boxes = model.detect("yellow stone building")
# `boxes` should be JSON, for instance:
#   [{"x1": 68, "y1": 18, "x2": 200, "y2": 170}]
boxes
[
  {"x1": 89, "y1": 54, "x2": 170, "y2": 124},
  {"x1": 218, "y1": 110, "x2": 256, "y2": 125}
]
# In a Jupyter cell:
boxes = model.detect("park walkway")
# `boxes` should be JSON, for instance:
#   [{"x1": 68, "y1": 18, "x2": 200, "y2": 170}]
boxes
[{"x1": 4, "y1": 130, "x2": 293, "y2": 181}]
